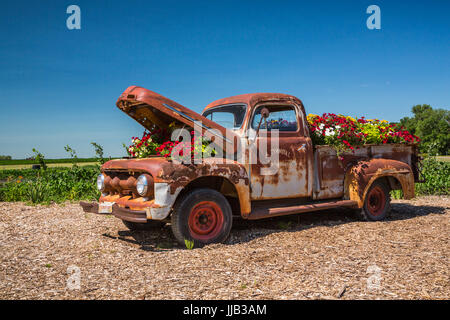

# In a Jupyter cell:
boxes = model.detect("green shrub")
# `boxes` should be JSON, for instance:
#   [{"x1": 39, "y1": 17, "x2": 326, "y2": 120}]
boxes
[
  {"x1": 0, "y1": 166, "x2": 100, "y2": 204},
  {"x1": 415, "y1": 157, "x2": 450, "y2": 195},
  {"x1": 91, "y1": 142, "x2": 106, "y2": 165},
  {"x1": 26, "y1": 180, "x2": 47, "y2": 204}
]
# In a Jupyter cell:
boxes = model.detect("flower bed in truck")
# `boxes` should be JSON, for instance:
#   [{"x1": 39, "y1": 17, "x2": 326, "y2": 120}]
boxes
[
  {"x1": 126, "y1": 126, "x2": 216, "y2": 159},
  {"x1": 307, "y1": 113, "x2": 420, "y2": 157}
]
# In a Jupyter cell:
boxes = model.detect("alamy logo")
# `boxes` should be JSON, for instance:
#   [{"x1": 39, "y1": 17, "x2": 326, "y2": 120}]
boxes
[
  {"x1": 66, "y1": 5, "x2": 81, "y2": 30},
  {"x1": 366, "y1": 5, "x2": 381, "y2": 30},
  {"x1": 66, "y1": 265, "x2": 81, "y2": 290},
  {"x1": 366, "y1": 264, "x2": 382, "y2": 291},
  {"x1": 168, "y1": 124, "x2": 280, "y2": 175}
]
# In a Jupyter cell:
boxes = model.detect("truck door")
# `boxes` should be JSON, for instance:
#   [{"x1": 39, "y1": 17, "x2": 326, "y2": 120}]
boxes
[{"x1": 248, "y1": 104, "x2": 312, "y2": 200}]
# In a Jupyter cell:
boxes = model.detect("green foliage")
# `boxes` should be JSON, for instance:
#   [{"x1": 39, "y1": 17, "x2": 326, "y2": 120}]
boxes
[
  {"x1": 26, "y1": 180, "x2": 47, "y2": 204},
  {"x1": 0, "y1": 155, "x2": 12, "y2": 160},
  {"x1": 184, "y1": 239, "x2": 195, "y2": 250},
  {"x1": 64, "y1": 145, "x2": 78, "y2": 167},
  {"x1": 415, "y1": 156, "x2": 450, "y2": 196},
  {"x1": 32, "y1": 148, "x2": 47, "y2": 170},
  {"x1": 91, "y1": 142, "x2": 106, "y2": 164},
  {"x1": 0, "y1": 166, "x2": 100, "y2": 204},
  {"x1": 390, "y1": 189, "x2": 403, "y2": 200},
  {"x1": 122, "y1": 143, "x2": 129, "y2": 156},
  {"x1": 400, "y1": 104, "x2": 450, "y2": 155}
]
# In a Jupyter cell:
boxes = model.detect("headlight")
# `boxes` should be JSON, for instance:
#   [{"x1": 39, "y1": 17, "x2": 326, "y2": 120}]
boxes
[
  {"x1": 136, "y1": 174, "x2": 149, "y2": 196},
  {"x1": 96, "y1": 174, "x2": 105, "y2": 191}
]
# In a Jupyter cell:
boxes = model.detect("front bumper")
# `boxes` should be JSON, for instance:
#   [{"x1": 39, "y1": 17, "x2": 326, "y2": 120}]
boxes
[
  {"x1": 80, "y1": 201, "x2": 147, "y2": 223},
  {"x1": 81, "y1": 183, "x2": 182, "y2": 222}
]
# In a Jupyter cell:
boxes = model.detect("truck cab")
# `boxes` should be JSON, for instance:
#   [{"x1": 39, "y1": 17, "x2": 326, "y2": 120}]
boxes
[{"x1": 81, "y1": 86, "x2": 420, "y2": 247}]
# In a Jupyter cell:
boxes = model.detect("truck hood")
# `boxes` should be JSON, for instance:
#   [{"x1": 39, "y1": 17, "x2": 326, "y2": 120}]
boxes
[
  {"x1": 117, "y1": 86, "x2": 239, "y2": 152},
  {"x1": 102, "y1": 157, "x2": 169, "y2": 181}
]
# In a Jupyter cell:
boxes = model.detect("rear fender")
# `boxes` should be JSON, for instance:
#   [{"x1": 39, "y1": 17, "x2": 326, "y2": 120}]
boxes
[{"x1": 344, "y1": 158, "x2": 415, "y2": 207}]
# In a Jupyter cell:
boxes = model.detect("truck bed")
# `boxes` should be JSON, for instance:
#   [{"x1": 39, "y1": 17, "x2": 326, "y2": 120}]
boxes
[{"x1": 313, "y1": 144, "x2": 419, "y2": 200}]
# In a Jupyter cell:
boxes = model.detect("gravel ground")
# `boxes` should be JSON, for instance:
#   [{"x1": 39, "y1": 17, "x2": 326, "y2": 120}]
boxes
[{"x1": 0, "y1": 196, "x2": 448, "y2": 300}]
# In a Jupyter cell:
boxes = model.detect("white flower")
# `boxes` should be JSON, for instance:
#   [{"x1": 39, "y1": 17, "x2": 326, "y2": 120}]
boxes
[{"x1": 325, "y1": 128, "x2": 335, "y2": 136}]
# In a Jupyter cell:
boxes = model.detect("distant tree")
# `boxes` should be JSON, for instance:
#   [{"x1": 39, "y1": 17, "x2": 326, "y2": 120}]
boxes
[
  {"x1": 0, "y1": 155, "x2": 12, "y2": 160},
  {"x1": 400, "y1": 104, "x2": 450, "y2": 155}
]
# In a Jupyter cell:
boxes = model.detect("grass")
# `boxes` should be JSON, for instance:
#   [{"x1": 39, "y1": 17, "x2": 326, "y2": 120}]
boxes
[{"x1": 0, "y1": 166, "x2": 101, "y2": 204}]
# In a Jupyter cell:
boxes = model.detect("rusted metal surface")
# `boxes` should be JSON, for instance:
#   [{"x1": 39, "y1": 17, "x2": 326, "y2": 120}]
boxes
[
  {"x1": 249, "y1": 134, "x2": 312, "y2": 200},
  {"x1": 79, "y1": 201, "x2": 147, "y2": 223},
  {"x1": 206, "y1": 97, "x2": 313, "y2": 201},
  {"x1": 80, "y1": 201, "x2": 99, "y2": 214},
  {"x1": 101, "y1": 157, "x2": 251, "y2": 217},
  {"x1": 247, "y1": 101, "x2": 312, "y2": 200},
  {"x1": 248, "y1": 199, "x2": 358, "y2": 220},
  {"x1": 313, "y1": 144, "x2": 417, "y2": 202},
  {"x1": 344, "y1": 157, "x2": 415, "y2": 207},
  {"x1": 203, "y1": 93, "x2": 308, "y2": 139},
  {"x1": 99, "y1": 194, "x2": 154, "y2": 211},
  {"x1": 117, "y1": 86, "x2": 239, "y2": 153},
  {"x1": 110, "y1": 204, "x2": 147, "y2": 223},
  {"x1": 90, "y1": 87, "x2": 419, "y2": 224}
]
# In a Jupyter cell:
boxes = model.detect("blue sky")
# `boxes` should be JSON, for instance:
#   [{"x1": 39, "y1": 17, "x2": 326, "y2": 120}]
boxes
[{"x1": 0, "y1": 0, "x2": 449, "y2": 158}]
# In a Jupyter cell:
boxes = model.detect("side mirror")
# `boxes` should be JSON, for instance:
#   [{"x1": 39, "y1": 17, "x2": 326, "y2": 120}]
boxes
[
  {"x1": 260, "y1": 107, "x2": 270, "y2": 119},
  {"x1": 255, "y1": 107, "x2": 270, "y2": 137}
]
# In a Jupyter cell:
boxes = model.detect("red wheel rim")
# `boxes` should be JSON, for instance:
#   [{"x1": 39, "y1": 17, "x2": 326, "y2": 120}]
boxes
[
  {"x1": 367, "y1": 186, "x2": 386, "y2": 216},
  {"x1": 188, "y1": 201, "x2": 224, "y2": 240}
]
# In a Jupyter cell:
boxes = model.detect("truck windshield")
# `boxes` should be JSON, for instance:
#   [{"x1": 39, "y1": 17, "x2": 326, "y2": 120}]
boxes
[{"x1": 202, "y1": 104, "x2": 247, "y2": 129}]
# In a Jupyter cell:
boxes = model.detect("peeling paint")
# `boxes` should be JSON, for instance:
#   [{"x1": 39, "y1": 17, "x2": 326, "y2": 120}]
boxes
[{"x1": 85, "y1": 89, "x2": 419, "y2": 223}]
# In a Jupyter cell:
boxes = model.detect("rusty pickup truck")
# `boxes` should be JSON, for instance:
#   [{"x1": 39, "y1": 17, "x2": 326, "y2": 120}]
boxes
[{"x1": 81, "y1": 86, "x2": 420, "y2": 246}]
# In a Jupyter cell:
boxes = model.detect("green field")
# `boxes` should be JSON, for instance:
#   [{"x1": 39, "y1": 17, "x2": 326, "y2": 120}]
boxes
[
  {"x1": 0, "y1": 157, "x2": 121, "y2": 170},
  {"x1": 0, "y1": 162, "x2": 99, "y2": 170},
  {"x1": 0, "y1": 158, "x2": 99, "y2": 166}
]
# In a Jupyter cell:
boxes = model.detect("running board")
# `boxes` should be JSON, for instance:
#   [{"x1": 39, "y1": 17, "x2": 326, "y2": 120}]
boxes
[{"x1": 247, "y1": 199, "x2": 358, "y2": 220}]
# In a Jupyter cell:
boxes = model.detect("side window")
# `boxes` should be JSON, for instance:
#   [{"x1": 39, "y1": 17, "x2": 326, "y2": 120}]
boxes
[{"x1": 251, "y1": 106, "x2": 298, "y2": 132}]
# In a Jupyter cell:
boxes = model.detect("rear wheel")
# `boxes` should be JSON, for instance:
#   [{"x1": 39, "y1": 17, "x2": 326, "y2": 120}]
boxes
[
  {"x1": 171, "y1": 188, "x2": 233, "y2": 247},
  {"x1": 358, "y1": 180, "x2": 391, "y2": 221},
  {"x1": 122, "y1": 220, "x2": 165, "y2": 231}
]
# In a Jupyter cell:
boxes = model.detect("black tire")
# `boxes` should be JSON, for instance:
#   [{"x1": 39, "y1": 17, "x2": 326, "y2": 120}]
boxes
[
  {"x1": 122, "y1": 220, "x2": 165, "y2": 231},
  {"x1": 171, "y1": 188, "x2": 233, "y2": 248},
  {"x1": 358, "y1": 180, "x2": 391, "y2": 221}
]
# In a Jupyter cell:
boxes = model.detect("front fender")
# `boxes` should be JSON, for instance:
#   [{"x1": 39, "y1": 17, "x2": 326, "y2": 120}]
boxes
[
  {"x1": 344, "y1": 158, "x2": 415, "y2": 207},
  {"x1": 158, "y1": 158, "x2": 251, "y2": 216}
]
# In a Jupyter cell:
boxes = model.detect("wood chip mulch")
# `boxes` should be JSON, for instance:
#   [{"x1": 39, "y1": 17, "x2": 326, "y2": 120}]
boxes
[{"x1": 0, "y1": 196, "x2": 448, "y2": 300}]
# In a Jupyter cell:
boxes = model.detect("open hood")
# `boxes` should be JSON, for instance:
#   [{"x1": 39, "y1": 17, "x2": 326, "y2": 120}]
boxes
[{"x1": 116, "y1": 86, "x2": 239, "y2": 153}]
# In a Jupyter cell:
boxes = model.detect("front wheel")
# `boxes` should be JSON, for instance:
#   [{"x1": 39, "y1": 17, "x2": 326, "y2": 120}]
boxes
[
  {"x1": 358, "y1": 180, "x2": 391, "y2": 221},
  {"x1": 171, "y1": 188, "x2": 233, "y2": 247}
]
